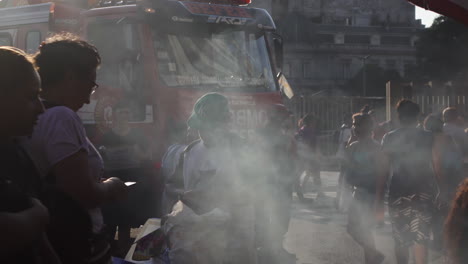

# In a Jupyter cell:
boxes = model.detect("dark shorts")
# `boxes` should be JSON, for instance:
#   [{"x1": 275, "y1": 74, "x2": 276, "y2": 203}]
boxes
[{"x1": 389, "y1": 193, "x2": 435, "y2": 247}]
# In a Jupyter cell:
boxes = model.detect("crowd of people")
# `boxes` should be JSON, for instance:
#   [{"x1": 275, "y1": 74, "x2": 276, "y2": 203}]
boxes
[
  {"x1": 1, "y1": 33, "x2": 468, "y2": 264},
  {"x1": 337, "y1": 102, "x2": 468, "y2": 264}
]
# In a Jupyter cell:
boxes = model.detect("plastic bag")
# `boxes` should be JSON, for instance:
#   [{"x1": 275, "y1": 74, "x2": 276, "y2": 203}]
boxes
[{"x1": 163, "y1": 201, "x2": 230, "y2": 264}]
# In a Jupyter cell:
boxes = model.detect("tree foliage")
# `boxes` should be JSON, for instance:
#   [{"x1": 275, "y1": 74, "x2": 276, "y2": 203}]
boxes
[
  {"x1": 346, "y1": 64, "x2": 402, "y2": 97},
  {"x1": 414, "y1": 16, "x2": 468, "y2": 85}
]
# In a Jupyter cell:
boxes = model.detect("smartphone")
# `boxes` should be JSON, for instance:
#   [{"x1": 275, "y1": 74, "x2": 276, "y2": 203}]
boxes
[{"x1": 125, "y1": 182, "x2": 137, "y2": 187}]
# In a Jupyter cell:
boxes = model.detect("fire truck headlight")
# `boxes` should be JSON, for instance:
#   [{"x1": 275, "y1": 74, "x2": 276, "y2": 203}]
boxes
[{"x1": 144, "y1": 7, "x2": 156, "y2": 13}]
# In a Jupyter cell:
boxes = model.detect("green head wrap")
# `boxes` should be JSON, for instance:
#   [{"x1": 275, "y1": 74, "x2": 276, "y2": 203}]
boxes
[{"x1": 187, "y1": 93, "x2": 230, "y2": 130}]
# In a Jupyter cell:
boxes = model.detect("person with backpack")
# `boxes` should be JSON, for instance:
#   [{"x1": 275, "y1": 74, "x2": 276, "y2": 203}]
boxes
[
  {"x1": 164, "y1": 93, "x2": 256, "y2": 264},
  {"x1": 344, "y1": 113, "x2": 386, "y2": 264},
  {"x1": 379, "y1": 100, "x2": 442, "y2": 264},
  {"x1": 22, "y1": 34, "x2": 128, "y2": 264},
  {"x1": 0, "y1": 46, "x2": 60, "y2": 264}
]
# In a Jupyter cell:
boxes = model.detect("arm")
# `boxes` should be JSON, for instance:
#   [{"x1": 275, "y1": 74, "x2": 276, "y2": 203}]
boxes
[
  {"x1": 375, "y1": 150, "x2": 389, "y2": 221},
  {"x1": 0, "y1": 198, "x2": 48, "y2": 258},
  {"x1": 52, "y1": 150, "x2": 126, "y2": 209},
  {"x1": 432, "y1": 135, "x2": 445, "y2": 190},
  {"x1": 375, "y1": 135, "x2": 391, "y2": 221}
]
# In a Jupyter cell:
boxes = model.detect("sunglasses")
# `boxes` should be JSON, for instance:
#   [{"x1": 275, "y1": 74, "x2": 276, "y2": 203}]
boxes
[{"x1": 91, "y1": 81, "x2": 99, "y2": 94}]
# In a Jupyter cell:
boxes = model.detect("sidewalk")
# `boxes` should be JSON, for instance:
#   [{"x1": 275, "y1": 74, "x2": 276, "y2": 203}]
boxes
[{"x1": 285, "y1": 171, "x2": 445, "y2": 264}]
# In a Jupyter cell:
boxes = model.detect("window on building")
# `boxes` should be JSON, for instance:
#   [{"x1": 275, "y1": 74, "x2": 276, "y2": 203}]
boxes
[
  {"x1": 404, "y1": 60, "x2": 415, "y2": 77},
  {"x1": 338, "y1": 59, "x2": 351, "y2": 80},
  {"x1": 334, "y1": 33, "x2": 345, "y2": 45},
  {"x1": 0, "y1": 33, "x2": 12, "y2": 46},
  {"x1": 305, "y1": 0, "x2": 315, "y2": 7},
  {"x1": 370, "y1": 35, "x2": 380, "y2": 46},
  {"x1": 303, "y1": 61, "x2": 318, "y2": 79},
  {"x1": 317, "y1": 34, "x2": 334, "y2": 44},
  {"x1": 344, "y1": 35, "x2": 370, "y2": 45},
  {"x1": 26, "y1": 31, "x2": 41, "y2": 54},
  {"x1": 386, "y1": 59, "x2": 397, "y2": 69},
  {"x1": 381, "y1": 36, "x2": 410, "y2": 46},
  {"x1": 369, "y1": 59, "x2": 380, "y2": 67}
]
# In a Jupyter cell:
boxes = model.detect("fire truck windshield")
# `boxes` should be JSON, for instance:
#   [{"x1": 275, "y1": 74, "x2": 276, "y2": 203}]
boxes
[
  {"x1": 87, "y1": 19, "x2": 148, "y2": 122},
  {"x1": 153, "y1": 29, "x2": 277, "y2": 92}
]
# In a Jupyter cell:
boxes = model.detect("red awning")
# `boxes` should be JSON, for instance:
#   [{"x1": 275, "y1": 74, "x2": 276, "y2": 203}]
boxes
[{"x1": 408, "y1": 0, "x2": 468, "y2": 25}]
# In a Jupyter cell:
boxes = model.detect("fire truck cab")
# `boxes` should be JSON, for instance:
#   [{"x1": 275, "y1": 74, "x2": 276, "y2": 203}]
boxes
[{"x1": 0, "y1": 0, "x2": 289, "y2": 216}]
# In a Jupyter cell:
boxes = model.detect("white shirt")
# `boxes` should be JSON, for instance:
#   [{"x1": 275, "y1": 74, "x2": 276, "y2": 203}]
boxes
[{"x1": 23, "y1": 106, "x2": 104, "y2": 233}]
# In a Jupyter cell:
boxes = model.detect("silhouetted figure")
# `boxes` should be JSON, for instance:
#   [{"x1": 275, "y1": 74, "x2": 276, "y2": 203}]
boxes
[
  {"x1": 23, "y1": 34, "x2": 127, "y2": 264},
  {"x1": 295, "y1": 113, "x2": 320, "y2": 201},
  {"x1": 257, "y1": 104, "x2": 297, "y2": 264},
  {"x1": 0, "y1": 46, "x2": 59, "y2": 264},
  {"x1": 380, "y1": 100, "x2": 440, "y2": 264},
  {"x1": 344, "y1": 113, "x2": 386, "y2": 264},
  {"x1": 445, "y1": 178, "x2": 468, "y2": 264}
]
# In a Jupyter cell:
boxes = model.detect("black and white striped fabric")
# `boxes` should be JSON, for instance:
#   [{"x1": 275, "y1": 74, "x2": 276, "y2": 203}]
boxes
[{"x1": 389, "y1": 193, "x2": 435, "y2": 247}]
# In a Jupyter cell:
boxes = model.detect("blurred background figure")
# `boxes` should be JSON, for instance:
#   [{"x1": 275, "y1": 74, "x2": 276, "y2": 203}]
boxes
[
  {"x1": 99, "y1": 101, "x2": 152, "y2": 257},
  {"x1": 295, "y1": 113, "x2": 321, "y2": 201},
  {"x1": 344, "y1": 113, "x2": 386, "y2": 264},
  {"x1": 443, "y1": 107, "x2": 468, "y2": 156},
  {"x1": 444, "y1": 178, "x2": 468, "y2": 264},
  {"x1": 424, "y1": 114, "x2": 464, "y2": 251},
  {"x1": 380, "y1": 100, "x2": 439, "y2": 264},
  {"x1": 335, "y1": 113, "x2": 353, "y2": 212},
  {"x1": 257, "y1": 104, "x2": 297, "y2": 263}
]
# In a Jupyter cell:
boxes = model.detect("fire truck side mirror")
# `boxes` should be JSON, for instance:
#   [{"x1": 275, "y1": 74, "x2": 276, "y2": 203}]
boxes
[
  {"x1": 278, "y1": 73, "x2": 294, "y2": 99},
  {"x1": 273, "y1": 34, "x2": 283, "y2": 75}
]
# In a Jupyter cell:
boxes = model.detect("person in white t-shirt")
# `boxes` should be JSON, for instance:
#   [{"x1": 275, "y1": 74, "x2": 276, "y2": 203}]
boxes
[
  {"x1": 22, "y1": 34, "x2": 127, "y2": 264},
  {"x1": 164, "y1": 93, "x2": 256, "y2": 264}
]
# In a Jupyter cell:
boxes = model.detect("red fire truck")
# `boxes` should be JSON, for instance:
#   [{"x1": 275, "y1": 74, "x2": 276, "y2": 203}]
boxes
[
  {"x1": 0, "y1": 0, "x2": 289, "y2": 149},
  {"x1": 0, "y1": 0, "x2": 291, "y2": 214}
]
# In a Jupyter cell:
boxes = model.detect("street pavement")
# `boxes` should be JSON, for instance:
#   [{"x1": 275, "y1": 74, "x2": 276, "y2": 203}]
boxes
[{"x1": 284, "y1": 171, "x2": 445, "y2": 264}]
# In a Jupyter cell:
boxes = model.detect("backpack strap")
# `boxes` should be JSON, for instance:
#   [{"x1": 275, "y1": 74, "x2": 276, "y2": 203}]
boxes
[{"x1": 165, "y1": 139, "x2": 201, "y2": 203}]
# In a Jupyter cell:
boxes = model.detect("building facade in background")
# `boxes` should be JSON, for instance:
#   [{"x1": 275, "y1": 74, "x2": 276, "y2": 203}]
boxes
[{"x1": 253, "y1": 0, "x2": 424, "y2": 96}]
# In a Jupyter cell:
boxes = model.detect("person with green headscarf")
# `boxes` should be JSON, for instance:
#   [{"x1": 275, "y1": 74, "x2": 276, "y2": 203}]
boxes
[{"x1": 165, "y1": 93, "x2": 257, "y2": 264}]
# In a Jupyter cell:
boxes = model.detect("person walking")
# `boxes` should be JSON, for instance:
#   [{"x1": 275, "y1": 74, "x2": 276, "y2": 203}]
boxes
[
  {"x1": 23, "y1": 34, "x2": 127, "y2": 264},
  {"x1": 336, "y1": 113, "x2": 353, "y2": 212},
  {"x1": 295, "y1": 113, "x2": 321, "y2": 201},
  {"x1": 344, "y1": 113, "x2": 386, "y2": 264},
  {"x1": 379, "y1": 100, "x2": 441, "y2": 264},
  {"x1": 424, "y1": 114, "x2": 464, "y2": 251},
  {"x1": 257, "y1": 104, "x2": 297, "y2": 263}
]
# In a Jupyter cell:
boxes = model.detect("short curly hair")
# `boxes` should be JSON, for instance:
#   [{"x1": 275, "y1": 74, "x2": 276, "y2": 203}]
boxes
[
  {"x1": 396, "y1": 99, "x2": 420, "y2": 125},
  {"x1": 33, "y1": 33, "x2": 101, "y2": 89}
]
